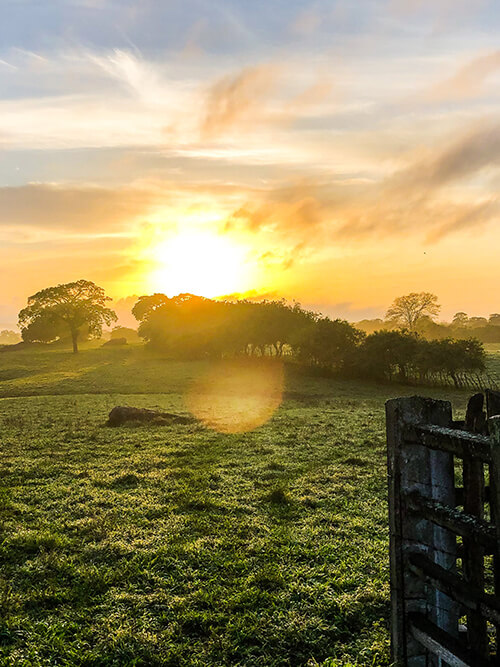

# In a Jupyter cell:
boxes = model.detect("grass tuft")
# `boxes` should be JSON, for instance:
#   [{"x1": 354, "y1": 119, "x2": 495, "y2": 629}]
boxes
[{"x1": 265, "y1": 487, "x2": 291, "y2": 505}]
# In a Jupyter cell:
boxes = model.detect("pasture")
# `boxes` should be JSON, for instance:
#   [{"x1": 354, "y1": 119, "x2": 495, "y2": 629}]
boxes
[{"x1": 0, "y1": 343, "x2": 479, "y2": 666}]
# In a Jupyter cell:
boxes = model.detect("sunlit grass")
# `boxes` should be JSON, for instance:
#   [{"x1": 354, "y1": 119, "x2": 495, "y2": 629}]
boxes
[{"x1": 0, "y1": 343, "x2": 474, "y2": 665}]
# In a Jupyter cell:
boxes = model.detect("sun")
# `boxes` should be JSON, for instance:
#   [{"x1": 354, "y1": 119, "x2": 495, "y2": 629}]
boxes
[{"x1": 149, "y1": 230, "x2": 252, "y2": 298}]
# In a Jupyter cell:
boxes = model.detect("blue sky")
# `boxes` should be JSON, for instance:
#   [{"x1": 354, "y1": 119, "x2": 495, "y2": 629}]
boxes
[{"x1": 1, "y1": 0, "x2": 500, "y2": 328}]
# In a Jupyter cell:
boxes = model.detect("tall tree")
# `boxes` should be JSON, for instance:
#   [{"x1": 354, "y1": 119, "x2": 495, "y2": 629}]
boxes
[
  {"x1": 452, "y1": 312, "x2": 469, "y2": 327},
  {"x1": 385, "y1": 292, "x2": 440, "y2": 331},
  {"x1": 18, "y1": 280, "x2": 117, "y2": 353}
]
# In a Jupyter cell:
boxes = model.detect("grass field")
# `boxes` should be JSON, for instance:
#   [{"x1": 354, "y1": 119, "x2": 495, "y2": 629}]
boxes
[{"x1": 0, "y1": 343, "x2": 476, "y2": 666}]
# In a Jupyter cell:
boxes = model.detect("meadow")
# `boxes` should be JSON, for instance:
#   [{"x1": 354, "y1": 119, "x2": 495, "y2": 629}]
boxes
[{"x1": 0, "y1": 342, "x2": 488, "y2": 666}]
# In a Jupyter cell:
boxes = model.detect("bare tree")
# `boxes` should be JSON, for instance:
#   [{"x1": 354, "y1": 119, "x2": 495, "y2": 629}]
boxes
[{"x1": 385, "y1": 292, "x2": 440, "y2": 331}]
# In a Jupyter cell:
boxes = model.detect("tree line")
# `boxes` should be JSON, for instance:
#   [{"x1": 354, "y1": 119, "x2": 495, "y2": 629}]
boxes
[
  {"x1": 358, "y1": 291, "x2": 500, "y2": 344},
  {"x1": 132, "y1": 292, "x2": 485, "y2": 387},
  {"x1": 10, "y1": 281, "x2": 488, "y2": 388}
]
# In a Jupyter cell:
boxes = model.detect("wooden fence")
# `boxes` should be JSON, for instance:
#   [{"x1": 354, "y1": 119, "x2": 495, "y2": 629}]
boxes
[{"x1": 386, "y1": 390, "x2": 500, "y2": 666}]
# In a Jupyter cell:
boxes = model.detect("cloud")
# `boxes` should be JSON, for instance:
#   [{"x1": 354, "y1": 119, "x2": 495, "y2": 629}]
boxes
[
  {"x1": 88, "y1": 48, "x2": 169, "y2": 106},
  {"x1": 419, "y1": 50, "x2": 500, "y2": 102},
  {"x1": 425, "y1": 198, "x2": 500, "y2": 241},
  {"x1": 225, "y1": 193, "x2": 325, "y2": 238},
  {"x1": 386, "y1": 122, "x2": 500, "y2": 194},
  {"x1": 0, "y1": 183, "x2": 160, "y2": 234},
  {"x1": 257, "y1": 242, "x2": 309, "y2": 271},
  {"x1": 333, "y1": 123, "x2": 500, "y2": 241},
  {"x1": 222, "y1": 122, "x2": 500, "y2": 246},
  {"x1": 202, "y1": 64, "x2": 280, "y2": 138}
]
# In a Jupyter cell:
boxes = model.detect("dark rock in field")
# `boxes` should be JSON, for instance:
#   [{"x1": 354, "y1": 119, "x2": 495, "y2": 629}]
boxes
[
  {"x1": 102, "y1": 337, "x2": 127, "y2": 347},
  {"x1": 110, "y1": 473, "x2": 141, "y2": 488},
  {"x1": 106, "y1": 405, "x2": 193, "y2": 427}
]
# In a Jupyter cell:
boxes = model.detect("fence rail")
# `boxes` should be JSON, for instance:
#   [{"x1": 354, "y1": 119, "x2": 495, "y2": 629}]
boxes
[{"x1": 386, "y1": 390, "x2": 500, "y2": 666}]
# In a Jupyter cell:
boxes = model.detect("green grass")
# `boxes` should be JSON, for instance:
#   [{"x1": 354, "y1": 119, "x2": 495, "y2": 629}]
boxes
[
  {"x1": 484, "y1": 344, "x2": 500, "y2": 385},
  {"x1": 0, "y1": 343, "x2": 473, "y2": 666}
]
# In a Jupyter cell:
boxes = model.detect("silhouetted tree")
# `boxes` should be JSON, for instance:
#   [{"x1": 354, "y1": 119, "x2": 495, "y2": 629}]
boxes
[
  {"x1": 293, "y1": 317, "x2": 363, "y2": 370},
  {"x1": 355, "y1": 318, "x2": 387, "y2": 334},
  {"x1": 452, "y1": 312, "x2": 469, "y2": 327},
  {"x1": 21, "y1": 316, "x2": 68, "y2": 344},
  {"x1": 132, "y1": 293, "x2": 171, "y2": 322},
  {"x1": 421, "y1": 338, "x2": 485, "y2": 387},
  {"x1": 131, "y1": 291, "x2": 486, "y2": 386},
  {"x1": 468, "y1": 316, "x2": 488, "y2": 329},
  {"x1": 355, "y1": 330, "x2": 420, "y2": 382},
  {"x1": 133, "y1": 294, "x2": 316, "y2": 359},
  {"x1": 0, "y1": 330, "x2": 21, "y2": 345},
  {"x1": 18, "y1": 280, "x2": 116, "y2": 353},
  {"x1": 386, "y1": 292, "x2": 440, "y2": 331}
]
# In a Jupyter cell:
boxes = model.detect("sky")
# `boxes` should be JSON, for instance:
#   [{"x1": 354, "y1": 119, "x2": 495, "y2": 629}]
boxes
[{"x1": 1, "y1": 0, "x2": 500, "y2": 329}]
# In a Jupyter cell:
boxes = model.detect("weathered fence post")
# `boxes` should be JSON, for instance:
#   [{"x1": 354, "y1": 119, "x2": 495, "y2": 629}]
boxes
[
  {"x1": 463, "y1": 394, "x2": 487, "y2": 656},
  {"x1": 488, "y1": 415, "x2": 500, "y2": 664},
  {"x1": 386, "y1": 396, "x2": 458, "y2": 666}
]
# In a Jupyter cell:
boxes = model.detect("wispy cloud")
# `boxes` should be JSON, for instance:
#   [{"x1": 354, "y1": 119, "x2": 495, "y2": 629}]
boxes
[
  {"x1": 0, "y1": 183, "x2": 161, "y2": 236},
  {"x1": 202, "y1": 64, "x2": 280, "y2": 138},
  {"x1": 418, "y1": 50, "x2": 500, "y2": 102},
  {"x1": 387, "y1": 122, "x2": 500, "y2": 192}
]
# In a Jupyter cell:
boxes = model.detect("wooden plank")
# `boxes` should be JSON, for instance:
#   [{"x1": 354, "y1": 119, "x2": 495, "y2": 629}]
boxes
[
  {"x1": 486, "y1": 389, "x2": 500, "y2": 419},
  {"x1": 386, "y1": 397, "x2": 410, "y2": 667},
  {"x1": 405, "y1": 491, "x2": 496, "y2": 549},
  {"x1": 455, "y1": 486, "x2": 490, "y2": 506},
  {"x1": 408, "y1": 613, "x2": 493, "y2": 667},
  {"x1": 488, "y1": 416, "x2": 500, "y2": 665},
  {"x1": 386, "y1": 397, "x2": 457, "y2": 666},
  {"x1": 408, "y1": 552, "x2": 500, "y2": 625},
  {"x1": 405, "y1": 423, "x2": 492, "y2": 462},
  {"x1": 465, "y1": 392, "x2": 487, "y2": 433},
  {"x1": 463, "y1": 394, "x2": 488, "y2": 656},
  {"x1": 462, "y1": 456, "x2": 488, "y2": 653}
]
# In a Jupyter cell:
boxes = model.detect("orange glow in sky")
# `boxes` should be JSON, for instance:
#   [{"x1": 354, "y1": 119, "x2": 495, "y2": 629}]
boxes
[{"x1": 2, "y1": 1, "x2": 500, "y2": 328}]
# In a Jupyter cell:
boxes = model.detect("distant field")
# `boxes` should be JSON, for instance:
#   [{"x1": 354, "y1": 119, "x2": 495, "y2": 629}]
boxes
[
  {"x1": 0, "y1": 344, "x2": 474, "y2": 666},
  {"x1": 485, "y1": 343, "x2": 500, "y2": 384}
]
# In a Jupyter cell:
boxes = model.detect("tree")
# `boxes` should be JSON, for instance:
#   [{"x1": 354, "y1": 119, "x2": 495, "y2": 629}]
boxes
[
  {"x1": 292, "y1": 317, "x2": 363, "y2": 370},
  {"x1": 489, "y1": 314, "x2": 500, "y2": 327},
  {"x1": 21, "y1": 316, "x2": 68, "y2": 344},
  {"x1": 452, "y1": 312, "x2": 469, "y2": 327},
  {"x1": 354, "y1": 330, "x2": 420, "y2": 382},
  {"x1": 0, "y1": 330, "x2": 21, "y2": 345},
  {"x1": 18, "y1": 280, "x2": 117, "y2": 353},
  {"x1": 132, "y1": 293, "x2": 171, "y2": 322},
  {"x1": 385, "y1": 292, "x2": 440, "y2": 331},
  {"x1": 468, "y1": 316, "x2": 488, "y2": 329}
]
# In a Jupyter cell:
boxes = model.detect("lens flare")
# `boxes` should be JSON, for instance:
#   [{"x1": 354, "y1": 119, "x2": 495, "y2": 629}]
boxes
[{"x1": 185, "y1": 359, "x2": 284, "y2": 433}]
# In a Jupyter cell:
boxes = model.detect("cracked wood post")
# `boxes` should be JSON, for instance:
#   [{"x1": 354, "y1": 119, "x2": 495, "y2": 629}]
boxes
[
  {"x1": 487, "y1": 415, "x2": 500, "y2": 665},
  {"x1": 386, "y1": 396, "x2": 459, "y2": 667}
]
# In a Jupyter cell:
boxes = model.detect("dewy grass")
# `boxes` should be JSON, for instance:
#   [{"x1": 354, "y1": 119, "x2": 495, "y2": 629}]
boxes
[{"x1": 0, "y1": 343, "x2": 474, "y2": 666}]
